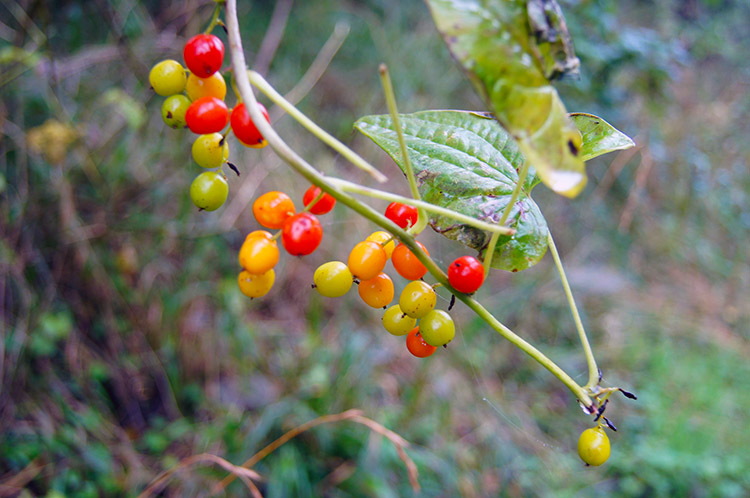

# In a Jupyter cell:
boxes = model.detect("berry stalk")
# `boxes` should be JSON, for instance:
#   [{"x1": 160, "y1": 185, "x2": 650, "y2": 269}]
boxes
[
  {"x1": 246, "y1": 70, "x2": 387, "y2": 183},
  {"x1": 327, "y1": 178, "x2": 515, "y2": 236},
  {"x1": 546, "y1": 232, "x2": 600, "y2": 390},
  {"x1": 378, "y1": 64, "x2": 428, "y2": 235}
]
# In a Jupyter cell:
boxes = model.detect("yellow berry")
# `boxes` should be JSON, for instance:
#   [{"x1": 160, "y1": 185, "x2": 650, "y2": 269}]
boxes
[{"x1": 238, "y1": 269, "x2": 275, "y2": 298}]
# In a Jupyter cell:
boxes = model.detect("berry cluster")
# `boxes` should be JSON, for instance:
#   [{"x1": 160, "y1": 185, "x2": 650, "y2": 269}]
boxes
[
  {"x1": 237, "y1": 188, "x2": 336, "y2": 298},
  {"x1": 237, "y1": 195, "x2": 487, "y2": 359},
  {"x1": 149, "y1": 32, "x2": 271, "y2": 212}
]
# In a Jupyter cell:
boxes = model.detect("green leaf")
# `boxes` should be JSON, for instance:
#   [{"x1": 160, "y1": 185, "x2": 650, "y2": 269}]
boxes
[
  {"x1": 355, "y1": 110, "x2": 548, "y2": 272},
  {"x1": 424, "y1": 0, "x2": 587, "y2": 198},
  {"x1": 570, "y1": 113, "x2": 636, "y2": 161}
]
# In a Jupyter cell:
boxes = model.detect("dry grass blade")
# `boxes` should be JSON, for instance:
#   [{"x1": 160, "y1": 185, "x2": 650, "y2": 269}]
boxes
[
  {"x1": 254, "y1": 0, "x2": 293, "y2": 76},
  {"x1": 214, "y1": 409, "x2": 420, "y2": 494},
  {"x1": 137, "y1": 453, "x2": 264, "y2": 498},
  {"x1": 350, "y1": 415, "x2": 420, "y2": 493},
  {"x1": 619, "y1": 146, "x2": 654, "y2": 232},
  {"x1": 0, "y1": 458, "x2": 44, "y2": 497}
]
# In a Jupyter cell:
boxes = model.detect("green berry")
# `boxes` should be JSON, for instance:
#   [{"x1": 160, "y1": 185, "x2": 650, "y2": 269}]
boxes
[
  {"x1": 313, "y1": 261, "x2": 353, "y2": 298},
  {"x1": 382, "y1": 305, "x2": 416, "y2": 336},
  {"x1": 190, "y1": 171, "x2": 228, "y2": 211},
  {"x1": 161, "y1": 94, "x2": 191, "y2": 129},
  {"x1": 149, "y1": 59, "x2": 187, "y2": 96},
  {"x1": 192, "y1": 133, "x2": 228, "y2": 168},
  {"x1": 418, "y1": 309, "x2": 455, "y2": 346}
]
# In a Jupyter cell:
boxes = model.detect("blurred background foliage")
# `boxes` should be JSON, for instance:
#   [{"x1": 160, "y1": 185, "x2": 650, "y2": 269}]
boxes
[{"x1": 1, "y1": 0, "x2": 749, "y2": 496}]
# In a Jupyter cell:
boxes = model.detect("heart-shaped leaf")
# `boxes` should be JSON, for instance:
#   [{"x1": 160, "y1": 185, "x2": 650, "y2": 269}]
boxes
[
  {"x1": 570, "y1": 113, "x2": 636, "y2": 161},
  {"x1": 355, "y1": 110, "x2": 549, "y2": 272},
  {"x1": 424, "y1": 0, "x2": 587, "y2": 198}
]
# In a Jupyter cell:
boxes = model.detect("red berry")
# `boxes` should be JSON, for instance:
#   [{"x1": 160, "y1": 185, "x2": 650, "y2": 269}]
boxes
[
  {"x1": 391, "y1": 241, "x2": 429, "y2": 280},
  {"x1": 183, "y1": 34, "x2": 224, "y2": 78},
  {"x1": 405, "y1": 327, "x2": 437, "y2": 358},
  {"x1": 281, "y1": 212, "x2": 323, "y2": 256},
  {"x1": 447, "y1": 255, "x2": 485, "y2": 293},
  {"x1": 230, "y1": 102, "x2": 270, "y2": 147},
  {"x1": 303, "y1": 186, "x2": 336, "y2": 215},
  {"x1": 185, "y1": 97, "x2": 229, "y2": 134},
  {"x1": 385, "y1": 202, "x2": 418, "y2": 229}
]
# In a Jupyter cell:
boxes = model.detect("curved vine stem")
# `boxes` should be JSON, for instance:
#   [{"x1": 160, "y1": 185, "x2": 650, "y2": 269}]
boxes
[
  {"x1": 226, "y1": 0, "x2": 593, "y2": 410},
  {"x1": 546, "y1": 232, "x2": 599, "y2": 390}
]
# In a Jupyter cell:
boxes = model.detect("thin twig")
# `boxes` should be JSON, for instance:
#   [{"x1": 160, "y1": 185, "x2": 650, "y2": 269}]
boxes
[
  {"x1": 214, "y1": 409, "x2": 420, "y2": 493},
  {"x1": 593, "y1": 142, "x2": 643, "y2": 199},
  {"x1": 278, "y1": 22, "x2": 350, "y2": 110},
  {"x1": 254, "y1": 0, "x2": 293, "y2": 76},
  {"x1": 137, "y1": 453, "x2": 263, "y2": 498},
  {"x1": 619, "y1": 146, "x2": 654, "y2": 232},
  {"x1": 0, "y1": 458, "x2": 43, "y2": 497}
]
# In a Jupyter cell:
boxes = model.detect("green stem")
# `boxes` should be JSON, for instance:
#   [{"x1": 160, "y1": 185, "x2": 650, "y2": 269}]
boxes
[
  {"x1": 247, "y1": 70, "x2": 387, "y2": 183},
  {"x1": 499, "y1": 160, "x2": 530, "y2": 227},
  {"x1": 482, "y1": 232, "x2": 501, "y2": 276},
  {"x1": 203, "y1": 1, "x2": 224, "y2": 35},
  {"x1": 226, "y1": 0, "x2": 592, "y2": 413},
  {"x1": 459, "y1": 293, "x2": 592, "y2": 408},
  {"x1": 483, "y1": 159, "x2": 530, "y2": 275},
  {"x1": 546, "y1": 232, "x2": 599, "y2": 390},
  {"x1": 328, "y1": 178, "x2": 515, "y2": 236},
  {"x1": 378, "y1": 64, "x2": 428, "y2": 235}
]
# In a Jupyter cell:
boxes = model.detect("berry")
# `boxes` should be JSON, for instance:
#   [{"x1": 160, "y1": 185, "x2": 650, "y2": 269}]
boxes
[
  {"x1": 348, "y1": 241, "x2": 387, "y2": 281},
  {"x1": 149, "y1": 59, "x2": 187, "y2": 96},
  {"x1": 313, "y1": 261, "x2": 353, "y2": 298},
  {"x1": 231, "y1": 102, "x2": 270, "y2": 148},
  {"x1": 577, "y1": 427, "x2": 611, "y2": 466},
  {"x1": 183, "y1": 33, "x2": 224, "y2": 78},
  {"x1": 238, "y1": 231, "x2": 279, "y2": 275},
  {"x1": 381, "y1": 305, "x2": 417, "y2": 336},
  {"x1": 190, "y1": 171, "x2": 228, "y2": 211},
  {"x1": 385, "y1": 202, "x2": 418, "y2": 229},
  {"x1": 192, "y1": 133, "x2": 228, "y2": 168},
  {"x1": 365, "y1": 231, "x2": 395, "y2": 259},
  {"x1": 302, "y1": 186, "x2": 336, "y2": 215},
  {"x1": 406, "y1": 327, "x2": 437, "y2": 358},
  {"x1": 392, "y1": 241, "x2": 429, "y2": 280},
  {"x1": 399, "y1": 280, "x2": 436, "y2": 319},
  {"x1": 358, "y1": 272, "x2": 394, "y2": 308},
  {"x1": 281, "y1": 212, "x2": 323, "y2": 256},
  {"x1": 238, "y1": 269, "x2": 275, "y2": 298},
  {"x1": 185, "y1": 72, "x2": 227, "y2": 101},
  {"x1": 448, "y1": 255, "x2": 485, "y2": 293},
  {"x1": 161, "y1": 94, "x2": 191, "y2": 129},
  {"x1": 418, "y1": 310, "x2": 455, "y2": 346},
  {"x1": 185, "y1": 96, "x2": 229, "y2": 134},
  {"x1": 253, "y1": 191, "x2": 296, "y2": 229}
]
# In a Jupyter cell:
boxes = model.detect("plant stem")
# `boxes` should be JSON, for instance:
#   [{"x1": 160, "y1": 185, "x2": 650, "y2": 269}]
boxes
[
  {"x1": 482, "y1": 231, "x2": 501, "y2": 276},
  {"x1": 226, "y1": 0, "x2": 592, "y2": 409},
  {"x1": 483, "y1": 159, "x2": 530, "y2": 275},
  {"x1": 378, "y1": 64, "x2": 428, "y2": 235},
  {"x1": 459, "y1": 293, "x2": 592, "y2": 407},
  {"x1": 247, "y1": 70, "x2": 387, "y2": 183},
  {"x1": 328, "y1": 178, "x2": 515, "y2": 236},
  {"x1": 546, "y1": 232, "x2": 599, "y2": 389},
  {"x1": 203, "y1": 1, "x2": 224, "y2": 35}
]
